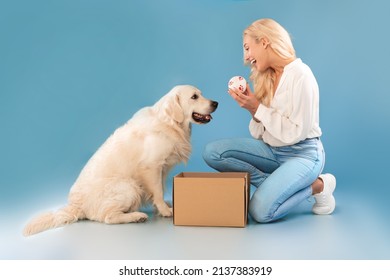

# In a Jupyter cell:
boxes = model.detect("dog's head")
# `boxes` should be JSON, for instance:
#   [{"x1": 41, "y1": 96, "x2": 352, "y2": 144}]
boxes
[{"x1": 158, "y1": 85, "x2": 218, "y2": 125}]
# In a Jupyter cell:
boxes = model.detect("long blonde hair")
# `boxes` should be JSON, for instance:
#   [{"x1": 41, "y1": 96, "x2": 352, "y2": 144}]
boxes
[{"x1": 243, "y1": 18, "x2": 296, "y2": 106}]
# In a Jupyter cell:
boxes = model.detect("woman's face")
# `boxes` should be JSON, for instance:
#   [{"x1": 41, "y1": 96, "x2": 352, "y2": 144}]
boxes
[{"x1": 243, "y1": 35, "x2": 269, "y2": 72}]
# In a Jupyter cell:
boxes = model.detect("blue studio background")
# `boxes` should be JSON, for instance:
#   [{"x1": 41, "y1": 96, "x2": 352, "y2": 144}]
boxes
[{"x1": 1, "y1": 0, "x2": 390, "y2": 259}]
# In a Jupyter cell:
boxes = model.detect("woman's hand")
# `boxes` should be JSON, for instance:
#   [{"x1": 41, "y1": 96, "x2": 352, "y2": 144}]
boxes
[{"x1": 228, "y1": 83, "x2": 260, "y2": 117}]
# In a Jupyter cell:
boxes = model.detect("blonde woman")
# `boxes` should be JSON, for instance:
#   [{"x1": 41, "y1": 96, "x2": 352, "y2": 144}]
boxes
[{"x1": 203, "y1": 18, "x2": 336, "y2": 223}]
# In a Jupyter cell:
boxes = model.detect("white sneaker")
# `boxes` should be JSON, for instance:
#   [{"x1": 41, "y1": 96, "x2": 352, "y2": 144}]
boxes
[{"x1": 312, "y1": 173, "x2": 336, "y2": 215}]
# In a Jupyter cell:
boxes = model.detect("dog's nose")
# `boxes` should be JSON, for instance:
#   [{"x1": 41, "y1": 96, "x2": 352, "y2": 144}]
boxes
[{"x1": 211, "y1": 101, "x2": 218, "y2": 109}]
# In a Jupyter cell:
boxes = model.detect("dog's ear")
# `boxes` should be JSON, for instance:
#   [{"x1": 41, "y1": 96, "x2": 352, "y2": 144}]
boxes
[{"x1": 167, "y1": 94, "x2": 184, "y2": 123}]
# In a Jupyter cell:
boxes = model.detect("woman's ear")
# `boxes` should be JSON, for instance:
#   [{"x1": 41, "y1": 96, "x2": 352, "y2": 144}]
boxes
[{"x1": 260, "y1": 37, "x2": 270, "y2": 48}]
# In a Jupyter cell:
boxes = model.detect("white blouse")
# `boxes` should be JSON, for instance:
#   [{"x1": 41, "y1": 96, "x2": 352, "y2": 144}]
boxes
[{"x1": 249, "y1": 58, "x2": 322, "y2": 147}]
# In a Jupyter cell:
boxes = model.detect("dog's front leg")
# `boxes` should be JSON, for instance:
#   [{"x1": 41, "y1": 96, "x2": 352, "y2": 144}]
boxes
[{"x1": 143, "y1": 168, "x2": 172, "y2": 217}]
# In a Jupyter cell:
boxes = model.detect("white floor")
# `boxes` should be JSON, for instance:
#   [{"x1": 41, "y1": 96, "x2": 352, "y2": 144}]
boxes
[{"x1": 2, "y1": 185, "x2": 390, "y2": 260}]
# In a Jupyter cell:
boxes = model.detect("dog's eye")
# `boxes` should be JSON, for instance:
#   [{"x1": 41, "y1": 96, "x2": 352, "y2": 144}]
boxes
[{"x1": 191, "y1": 94, "x2": 199, "y2": 100}]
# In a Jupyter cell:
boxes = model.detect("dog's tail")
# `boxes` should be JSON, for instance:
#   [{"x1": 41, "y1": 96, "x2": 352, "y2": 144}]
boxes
[{"x1": 23, "y1": 204, "x2": 83, "y2": 236}]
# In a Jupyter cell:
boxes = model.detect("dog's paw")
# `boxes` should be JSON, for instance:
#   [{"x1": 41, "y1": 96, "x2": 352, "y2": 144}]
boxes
[
  {"x1": 159, "y1": 207, "x2": 173, "y2": 218},
  {"x1": 134, "y1": 212, "x2": 149, "y2": 223}
]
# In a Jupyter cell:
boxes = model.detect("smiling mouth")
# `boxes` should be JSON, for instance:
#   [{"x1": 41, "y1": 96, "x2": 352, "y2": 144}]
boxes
[
  {"x1": 250, "y1": 59, "x2": 257, "y2": 65},
  {"x1": 192, "y1": 112, "x2": 212, "y2": 124}
]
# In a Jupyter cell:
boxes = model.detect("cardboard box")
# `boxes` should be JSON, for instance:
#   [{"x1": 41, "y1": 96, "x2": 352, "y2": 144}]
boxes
[{"x1": 173, "y1": 172, "x2": 250, "y2": 227}]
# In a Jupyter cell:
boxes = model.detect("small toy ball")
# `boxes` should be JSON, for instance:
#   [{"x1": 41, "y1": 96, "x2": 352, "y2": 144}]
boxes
[{"x1": 228, "y1": 76, "x2": 247, "y2": 93}]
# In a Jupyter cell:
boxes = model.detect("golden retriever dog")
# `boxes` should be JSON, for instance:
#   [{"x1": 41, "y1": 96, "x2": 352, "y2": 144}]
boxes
[{"x1": 23, "y1": 85, "x2": 218, "y2": 236}]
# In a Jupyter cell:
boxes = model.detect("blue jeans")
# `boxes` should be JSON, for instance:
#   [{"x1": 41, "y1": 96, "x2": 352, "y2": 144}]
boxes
[{"x1": 203, "y1": 137, "x2": 325, "y2": 223}]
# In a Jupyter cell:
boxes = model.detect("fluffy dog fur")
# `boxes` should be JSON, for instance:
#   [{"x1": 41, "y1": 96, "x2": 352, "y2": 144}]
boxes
[{"x1": 23, "y1": 85, "x2": 218, "y2": 236}]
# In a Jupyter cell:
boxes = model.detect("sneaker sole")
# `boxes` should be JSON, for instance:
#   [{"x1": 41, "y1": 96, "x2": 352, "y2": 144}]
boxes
[{"x1": 312, "y1": 195, "x2": 335, "y2": 215}]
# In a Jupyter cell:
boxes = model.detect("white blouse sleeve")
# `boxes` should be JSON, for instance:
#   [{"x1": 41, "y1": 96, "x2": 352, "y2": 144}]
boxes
[{"x1": 248, "y1": 118, "x2": 265, "y2": 140}]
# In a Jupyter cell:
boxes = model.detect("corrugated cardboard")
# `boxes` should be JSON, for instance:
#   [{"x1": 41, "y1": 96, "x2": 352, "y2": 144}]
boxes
[{"x1": 173, "y1": 172, "x2": 250, "y2": 227}]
